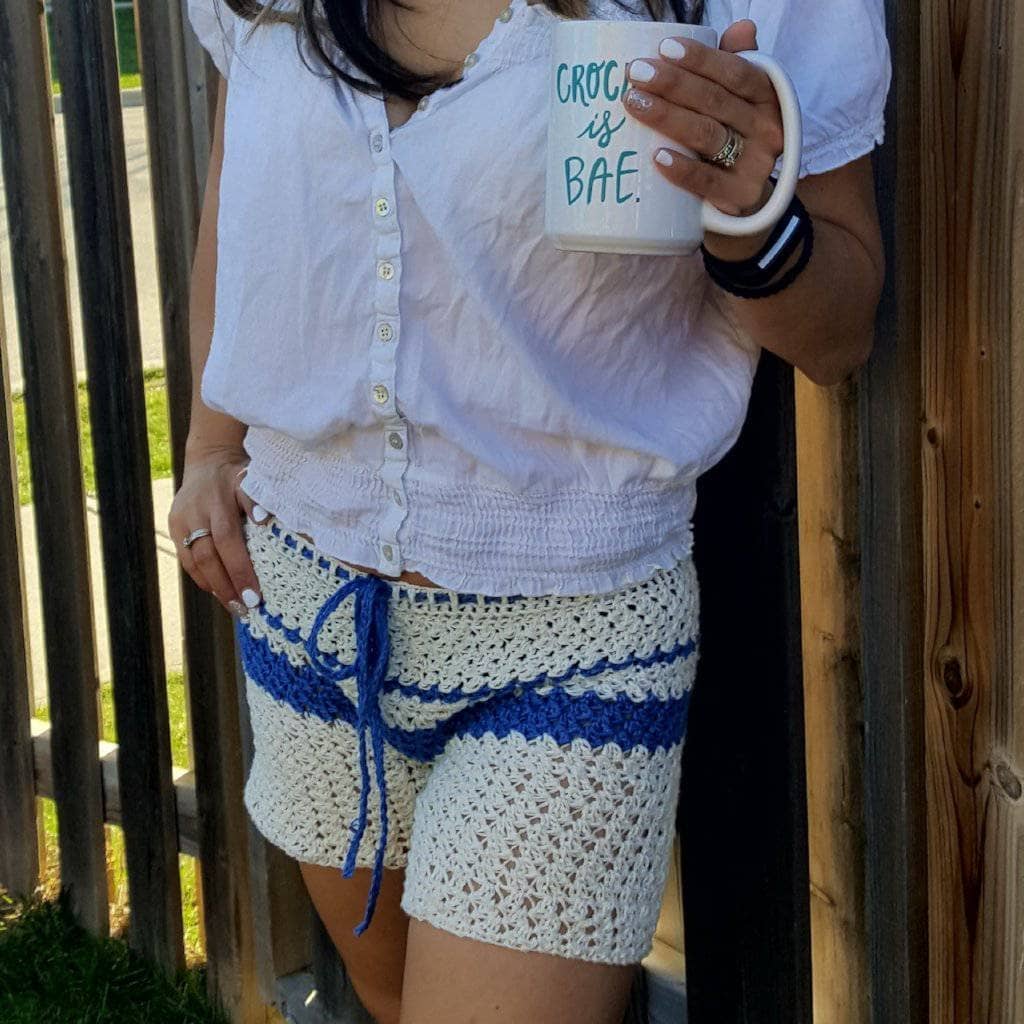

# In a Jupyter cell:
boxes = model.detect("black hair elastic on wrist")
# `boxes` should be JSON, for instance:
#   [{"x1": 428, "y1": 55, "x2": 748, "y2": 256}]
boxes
[{"x1": 700, "y1": 185, "x2": 814, "y2": 299}]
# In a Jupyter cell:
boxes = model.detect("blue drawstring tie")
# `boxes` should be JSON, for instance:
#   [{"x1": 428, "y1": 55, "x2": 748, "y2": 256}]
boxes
[{"x1": 304, "y1": 572, "x2": 393, "y2": 937}]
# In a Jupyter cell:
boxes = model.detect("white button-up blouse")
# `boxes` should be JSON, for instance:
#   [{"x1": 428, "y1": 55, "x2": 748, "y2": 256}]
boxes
[{"x1": 186, "y1": 0, "x2": 890, "y2": 595}]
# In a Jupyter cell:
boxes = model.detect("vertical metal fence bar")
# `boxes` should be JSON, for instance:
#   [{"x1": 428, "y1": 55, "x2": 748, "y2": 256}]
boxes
[
  {"x1": 680, "y1": 351, "x2": 812, "y2": 1023},
  {"x1": 0, "y1": 0, "x2": 107, "y2": 936},
  {"x1": 859, "y1": 0, "x2": 928, "y2": 1020},
  {"x1": 48, "y1": 0, "x2": 183, "y2": 973},
  {"x1": 0, "y1": 277, "x2": 38, "y2": 898}
]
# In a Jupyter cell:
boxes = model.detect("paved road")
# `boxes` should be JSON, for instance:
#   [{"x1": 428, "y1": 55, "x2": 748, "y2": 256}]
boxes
[{"x1": 1, "y1": 101, "x2": 167, "y2": 392}]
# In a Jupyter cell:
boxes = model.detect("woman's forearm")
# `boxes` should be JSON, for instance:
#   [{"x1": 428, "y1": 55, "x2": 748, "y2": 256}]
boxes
[
  {"x1": 703, "y1": 164, "x2": 885, "y2": 386},
  {"x1": 619, "y1": 31, "x2": 886, "y2": 387},
  {"x1": 187, "y1": 74, "x2": 247, "y2": 460}
]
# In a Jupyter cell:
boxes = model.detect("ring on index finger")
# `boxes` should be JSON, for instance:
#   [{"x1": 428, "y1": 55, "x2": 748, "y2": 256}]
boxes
[{"x1": 703, "y1": 125, "x2": 745, "y2": 169}]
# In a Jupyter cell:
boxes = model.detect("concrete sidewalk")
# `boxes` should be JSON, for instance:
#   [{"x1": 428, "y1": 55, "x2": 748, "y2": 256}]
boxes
[{"x1": 21, "y1": 476, "x2": 183, "y2": 708}]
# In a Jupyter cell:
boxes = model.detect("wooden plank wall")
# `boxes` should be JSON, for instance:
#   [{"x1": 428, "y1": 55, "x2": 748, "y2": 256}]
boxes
[{"x1": 920, "y1": 0, "x2": 1024, "y2": 1018}]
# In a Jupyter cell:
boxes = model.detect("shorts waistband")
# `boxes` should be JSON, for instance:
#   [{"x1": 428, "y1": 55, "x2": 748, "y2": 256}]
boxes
[{"x1": 265, "y1": 519, "x2": 531, "y2": 606}]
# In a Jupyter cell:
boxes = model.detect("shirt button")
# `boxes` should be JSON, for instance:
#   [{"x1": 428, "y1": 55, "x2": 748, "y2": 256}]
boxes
[
  {"x1": 498, "y1": 6, "x2": 513, "y2": 22},
  {"x1": 463, "y1": 52, "x2": 478, "y2": 69},
  {"x1": 370, "y1": 130, "x2": 384, "y2": 153},
  {"x1": 374, "y1": 197, "x2": 391, "y2": 217},
  {"x1": 417, "y1": 96, "x2": 429, "y2": 112},
  {"x1": 388, "y1": 431, "x2": 404, "y2": 450},
  {"x1": 371, "y1": 384, "x2": 390, "y2": 404},
  {"x1": 382, "y1": 544, "x2": 394, "y2": 562},
  {"x1": 377, "y1": 261, "x2": 395, "y2": 281},
  {"x1": 392, "y1": 490, "x2": 404, "y2": 507},
  {"x1": 376, "y1": 322, "x2": 395, "y2": 343}
]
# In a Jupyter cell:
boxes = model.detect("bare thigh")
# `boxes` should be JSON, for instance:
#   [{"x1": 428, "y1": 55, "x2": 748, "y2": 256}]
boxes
[
  {"x1": 300, "y1": 863, "x2": 409, "y2": 1024},
  {"x1": 399, "y1": 917, "x2": 637, "y2": 1024}
]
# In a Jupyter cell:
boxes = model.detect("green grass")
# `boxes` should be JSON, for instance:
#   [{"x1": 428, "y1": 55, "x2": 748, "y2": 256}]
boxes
[
  {"x1": 34, "y1": 673, "x2": 204, "y2": 962},
  {"x1": 0, "y1": 890, "x2": 227, "y2": 1024},
  {"x1": 12, "y1": 367, "x2": 172, "y2": 507}
]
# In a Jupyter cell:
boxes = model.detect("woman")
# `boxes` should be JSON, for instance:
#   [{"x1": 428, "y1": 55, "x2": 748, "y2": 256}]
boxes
[{"x1": 173, "y1": 0, "x2": 889, "y2": 1021}]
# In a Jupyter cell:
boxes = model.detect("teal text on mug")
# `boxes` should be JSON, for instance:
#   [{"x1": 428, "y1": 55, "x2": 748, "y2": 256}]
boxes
[{"x1": 544, "y1": 20, "x2": 803, "y2": 255}]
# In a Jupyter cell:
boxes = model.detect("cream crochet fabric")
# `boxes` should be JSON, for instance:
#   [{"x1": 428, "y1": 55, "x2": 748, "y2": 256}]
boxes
[{"x1": 238, "y1": 518, "x2": 700, "y2": 964}]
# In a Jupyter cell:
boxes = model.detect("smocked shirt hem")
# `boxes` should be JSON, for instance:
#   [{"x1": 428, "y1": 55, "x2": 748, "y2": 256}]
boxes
[{"x1": 240, "y1": 432, "x2": 697, "y2": 597}]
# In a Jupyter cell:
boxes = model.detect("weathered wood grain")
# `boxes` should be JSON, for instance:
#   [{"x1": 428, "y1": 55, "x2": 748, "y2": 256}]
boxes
[
  {"x1": 858, "y1": 1, "x2": 928, "y2": 1021},
  {"x1": 920, "y1": 0, "x2": 1024, "y2": 1018},
  {"x1": 0, "y1": 261, "x2": 37, "y2": 898},
  {"x1": 48, "y1": 0, "x2": 183, "y2": 973},
  {"x1": 0, "y1": 0, "x2": 107, "y2": 936},
  {"x1": 31, "y1": 720, "x2": 199, "y2": 858},
  {"x1": 794, "y1": 373, "x2": 869, "y2": 1024}
]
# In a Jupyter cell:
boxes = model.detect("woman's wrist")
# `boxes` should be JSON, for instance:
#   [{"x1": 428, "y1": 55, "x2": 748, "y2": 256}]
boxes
[
  {"x1": 701, "y1": 177, "x2": 778, "y2": 262},
  {"x1": 184, "y1": 433, "x2": 247, "y2": 468}
]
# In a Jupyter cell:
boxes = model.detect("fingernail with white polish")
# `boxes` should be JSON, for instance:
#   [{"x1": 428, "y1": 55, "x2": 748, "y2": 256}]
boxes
[
  {"x1": 655, "y1": 148, "x2": 675, "y2": 167},
  {"x1": 628, "y1": 59, "x2": 657, "y2": 83},
  {"x1": 242, "y1": 588, "x2": 262, "y2": 609},
  {"x1": 251, "y1": 504, "x2": 270, "y2": 523},
  {"x1": 229, "y1": 600, "x2": 247, "y2": 618},
  {"x1": 625, "y1": 88, "x2": 654, "y2": 111},
  {"x1": 659, "y1": 38, "x2": 686, "y2": 61}
]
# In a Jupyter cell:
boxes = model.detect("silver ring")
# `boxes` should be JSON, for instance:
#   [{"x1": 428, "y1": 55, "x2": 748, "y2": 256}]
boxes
[
  {"x1": 182, "y1": 527, "x2": 213, "y2": 549},
  {"x1": 705, "y1": 126, "x2": 745, "y2": 169}
]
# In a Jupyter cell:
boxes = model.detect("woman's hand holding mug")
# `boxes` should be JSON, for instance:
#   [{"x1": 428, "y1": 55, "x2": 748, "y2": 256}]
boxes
[{"x1": 621, "y1": 20, "x2": 787, "y2": 258}]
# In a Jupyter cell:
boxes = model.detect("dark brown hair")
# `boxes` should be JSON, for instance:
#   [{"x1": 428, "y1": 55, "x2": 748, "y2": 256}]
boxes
[{"x1": 222, "y1": 0, "x2": 705, "y2": 100}]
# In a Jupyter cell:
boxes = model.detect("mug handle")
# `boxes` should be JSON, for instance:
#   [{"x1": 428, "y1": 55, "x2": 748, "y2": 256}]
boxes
[{"x1": 700, "y1": 50, "x2": 803, "y2": 238}]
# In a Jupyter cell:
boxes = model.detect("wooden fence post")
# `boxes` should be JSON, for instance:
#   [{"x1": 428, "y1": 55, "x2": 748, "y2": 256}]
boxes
[
  {"x1": 0, "y1": 264, "x2": 38, "y2": 899},
  {"x1": 48, "y1": 0, "x2": 184, "y2": 973},
  {"x1": 858, "y1": 2, "x2": 929, "y2": 1022},
  {"x1": 794, "y1": 368, "x2": 869, "y2": 1023},
  {"x1": 0, "y1": 0, "x2": 107, "y2": 937}
]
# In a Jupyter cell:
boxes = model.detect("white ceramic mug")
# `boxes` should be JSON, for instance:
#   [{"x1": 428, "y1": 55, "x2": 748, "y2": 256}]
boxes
[{"x1": 544, "y1": 21, "x2": 803, "y2": 255}]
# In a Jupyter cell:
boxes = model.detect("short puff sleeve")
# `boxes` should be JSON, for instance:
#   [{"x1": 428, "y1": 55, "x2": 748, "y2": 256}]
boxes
[
  {"x1": 186, "y1": 0, "x2": 243, "y2": 79},
  {"x1": 703, "y1": 0, "x2": 891, "y2": 177}
]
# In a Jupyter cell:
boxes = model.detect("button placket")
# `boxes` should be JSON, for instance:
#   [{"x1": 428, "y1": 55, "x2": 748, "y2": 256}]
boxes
[{"x1": 366, "y1": 121, "x2": 411, "y2": 573}]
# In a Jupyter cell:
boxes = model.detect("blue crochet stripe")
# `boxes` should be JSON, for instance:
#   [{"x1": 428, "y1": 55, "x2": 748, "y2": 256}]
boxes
[
  {"x1": 237, "y1": 623, "x2": 692, "y2": 759},
  {"x1": 254, "y1": 606, "x2": 698, "y2": 705},
  {"x1": 268, "y1": 521, "x2": 527, "y2": 604}
]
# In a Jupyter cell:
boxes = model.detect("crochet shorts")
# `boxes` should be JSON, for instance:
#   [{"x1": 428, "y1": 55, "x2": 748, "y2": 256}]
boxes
[{"x1": 236, "y1": 516, "x2": 700, "y2": 965}]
